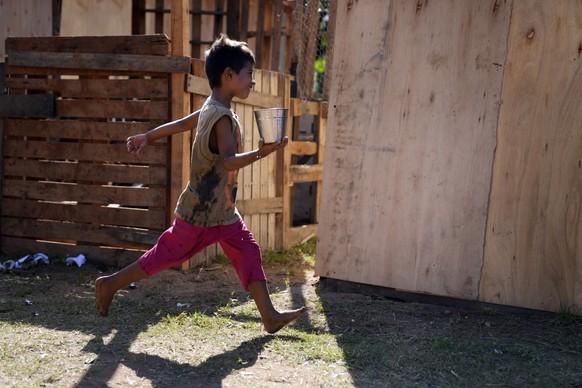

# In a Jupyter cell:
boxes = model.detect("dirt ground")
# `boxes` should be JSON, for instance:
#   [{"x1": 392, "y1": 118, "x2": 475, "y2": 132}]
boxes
[{"x1": 1, "y1": 255, "x2": 581, "y2": 387}]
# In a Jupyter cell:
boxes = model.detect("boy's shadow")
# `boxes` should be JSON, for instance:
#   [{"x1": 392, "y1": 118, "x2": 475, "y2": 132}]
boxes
[
  {"x1": 78, "y1": 331, "x2": 300, "y2": 387},
  {"x1": 0, "y1": 264, "x2": 309, "y2": 386}
]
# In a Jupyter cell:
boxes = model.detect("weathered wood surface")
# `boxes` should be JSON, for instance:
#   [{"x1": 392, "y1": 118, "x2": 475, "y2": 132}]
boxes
[
  {"x1": 480, "y1": 1, "x2": 582, "y2": 311},
  {"x1": 5, "y1": 78, "x2": 168, "y2": 99},
  {"x1": 7, "y1": 50, "x2": 191, "y2": 74},
  {"x1": 316, "y1": 0, "x2": 512, "y2": 299},
  {"x1": 1, "y1": 36, "x2": 175, "y2": 266},
  {"x1": 59, "y1": 0, "x2": 131, "y2": 37},
  {"x1": 3, "y1": 119, "x2": 164, "y2": 143},
  {"x1": 5, "y1": 35, "x2": 171, "y2": 56},
  {"x1": 0, "y1": 0, "x2": 52, "y2": 59},
  {"x1": 0, "y1": 94, "x2": 54, "y2": 118}
]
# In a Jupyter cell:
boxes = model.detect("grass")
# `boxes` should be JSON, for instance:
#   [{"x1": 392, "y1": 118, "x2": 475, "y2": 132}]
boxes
[
  {"x1": 556, "y1": 304, "x2": 581, "y2": 326},
  {"x1": 0, "y1": 239, "x2": 581, "y2": 387}
]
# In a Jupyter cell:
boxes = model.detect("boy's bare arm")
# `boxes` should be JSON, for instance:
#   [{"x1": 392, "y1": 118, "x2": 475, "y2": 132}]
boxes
[
  {"x1": 127, "y1": 109, "x2": 200, "y2": 154},
  {"x1": 214, "y1": 116, "x2": 288, "y2": 171}
]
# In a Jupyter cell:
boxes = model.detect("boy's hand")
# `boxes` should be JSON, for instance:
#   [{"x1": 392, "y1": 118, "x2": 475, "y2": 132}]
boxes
[
  {"x1": 258, "y1": 136, "x2": 289, "y2": 156},
  {"x1": 127, "y1": 134, "x2": 148, "y2": 154}
]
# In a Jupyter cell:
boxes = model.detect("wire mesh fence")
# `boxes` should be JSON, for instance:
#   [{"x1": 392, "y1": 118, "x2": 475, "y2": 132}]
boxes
[{"x1": 291, "y1": 0, "x2": 337, "y2": 101}]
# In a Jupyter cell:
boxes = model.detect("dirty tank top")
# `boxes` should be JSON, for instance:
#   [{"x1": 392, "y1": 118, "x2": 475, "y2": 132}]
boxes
[{"x1": 174, "y1": 98, "x2": 242, "y2": 227}]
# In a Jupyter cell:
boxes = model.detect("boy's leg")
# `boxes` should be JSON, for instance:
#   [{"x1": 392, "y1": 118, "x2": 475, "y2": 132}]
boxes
[
  {"x1": 247, "y1": 280, "x2": 306, "y2": 334},
  {"x1": 95, "y1": 260, "x2": 148, "y2": 317},
  {"x1": 219, "y1": 220, "x2": 306, "y2": 333},
  {"x1": 96, "y1": 218, "x2": 216, "y2": 317}
]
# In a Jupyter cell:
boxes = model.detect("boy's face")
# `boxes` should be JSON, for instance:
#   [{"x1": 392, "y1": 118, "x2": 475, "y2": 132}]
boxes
[{"x1": 229, "y1": 62, "x2": 255, "y2": 100}]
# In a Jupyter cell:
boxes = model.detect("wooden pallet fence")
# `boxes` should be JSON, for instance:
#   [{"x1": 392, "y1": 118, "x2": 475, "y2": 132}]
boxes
[{"x1": 0, "y1": 35, "x2": 189, "y2": 267}]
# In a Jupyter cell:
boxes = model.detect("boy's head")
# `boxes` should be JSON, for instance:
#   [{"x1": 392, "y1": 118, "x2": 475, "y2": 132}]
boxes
[{"x1": 205, "y1": 34, "x2": 256, "y2": 89}]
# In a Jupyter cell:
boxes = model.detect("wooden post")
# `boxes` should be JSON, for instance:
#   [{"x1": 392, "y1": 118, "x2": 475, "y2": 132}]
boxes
[
  {"x1": 270, "y1": 0, "x2": 283, "y2": 71},
  {"x1": 131, "y1": 0, "x2": 146, "y2": 35},
  {"x1": 279, "y1": 74, "x2": 292, "y2": 249},
  {"x1": 155, "y1": 0, "x2": 165, "y2": 33},
  {"x1": 255, "y1": 0, "x2": 266, "y2": 68},
  {"x1": 191, "y1": 0, "x2": 202, "y2": 58},
  {"x1": 315, "y1": 101, "x2": 327, "y2": 224},
  {"x1": 0, "y1": 119, "x2": 4, "y2": 248},
  {"x1": 170, "y1": 0, "x2": 192, "y2": 270}
]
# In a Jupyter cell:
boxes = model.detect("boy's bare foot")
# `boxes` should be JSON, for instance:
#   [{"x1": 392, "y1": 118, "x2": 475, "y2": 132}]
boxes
[
  {"x1": 95, "y1": 276, "x2": 115, "y2": 317},
  {"x1": 263, "y1": 307, "x2": 306, "y2": 334}
]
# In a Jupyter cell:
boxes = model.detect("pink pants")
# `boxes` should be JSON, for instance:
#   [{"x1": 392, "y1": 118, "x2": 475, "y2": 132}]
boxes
[{"x1": 138, "y1": 217, "x2": 266, "y2": 290}]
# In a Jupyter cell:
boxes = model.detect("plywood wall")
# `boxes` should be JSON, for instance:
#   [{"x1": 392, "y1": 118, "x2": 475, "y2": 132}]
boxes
[
  {"x1": 480, "y1": 1, "x2": 582, "y2": 311},
  {"x1": 316, "y1": 0, "x2": 582, "y2": 312},
  {"x1": 60, "y1": 0, "x2": 131, "y2": 36},
  {"x1": 316, "y1": 0, "x2": 512, "y2": 300},
  {"x1": 0, "y1": 0, "x2": 52, "y2": 59}
]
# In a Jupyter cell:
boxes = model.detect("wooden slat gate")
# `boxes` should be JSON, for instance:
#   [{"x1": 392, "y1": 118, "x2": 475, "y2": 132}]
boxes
[{"x1": 0, "y1": 35, "x2": 189, "y2": 267}]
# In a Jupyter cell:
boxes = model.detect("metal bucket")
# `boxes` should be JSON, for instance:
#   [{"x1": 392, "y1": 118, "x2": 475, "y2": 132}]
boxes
[{"x1": 254, "y1": 108, "x2": 288, "y2": 143}]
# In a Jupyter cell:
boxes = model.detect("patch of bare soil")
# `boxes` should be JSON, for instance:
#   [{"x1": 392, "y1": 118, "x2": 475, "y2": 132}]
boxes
[{"x1": 1, "y1": 257, "x2": 581, "y2": 387}]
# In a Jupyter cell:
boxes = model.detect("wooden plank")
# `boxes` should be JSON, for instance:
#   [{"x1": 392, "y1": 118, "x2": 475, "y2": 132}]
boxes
[
  {"x1": 251, "y1": 70, "x2": 263, "y2": 245},
  {"x1": 0, "y1": 63, "x2": 5, "y2": 91},
  {"x1": 288, "y1": 140, "x2": 318, "y2": 155},
  {"x1": 5, "y1": 35, "x2": 171, "y2": 56},
  {"x1": 315, "y1": 102, "x2": 328, "y2": 224},
  {"x1": 3, "y1": 179, "x2": 165, "y2": 207},
  {"x1": 258, "y1": 70, "x2": 271, "y2": 246},
  {"x1": 239, "y1": 0, "x2": 249, "y2": 41},
  {"x1": 191, "y1": 0, "x2": 203, "y2": 58},
  {"x1": 255, "y1": 0, "x2": 266, "y2": 68},
  {"x1": 171, "y1": 0, "x2": 192, "y2": 270},
  {"x1": 0, "y1": 1, "x2": 52, "y2": 60},
  {"x1": 7, "y1": 50, "x2": 191, "y2": 74},
  {"x1": 3, "y1": 140, "x2": 167, "y2": 165},
  {"x1": 185, "y1": 73, "x2": 284, "y2": 107},
  {"x1": 267, "y1": 70, "x2": 279, "y2": 248},
  {"x1": 0, "y1": 94, "x2": 54, "y2": 118},
  {"x1": 5, "y1": 77, "x2": 169, "y2": 99},
  {"x1": 270, "y1": 0, "x2": 283, "y2": 71},
  {"x1": 289, "y1": 164, "x2": 323, "y2": 183},
  {"x1": 281, "y1": 73, "x2": 293, "y2": 248},
  {"x1": 59, "y1": 0, "x2": 131, "y2": 36},
  {"x1": 155, "y1": 0, "x2": 165, "y2": 34},
  {"x1": 4, "y1": 119, "x2": 165, "y2": 143},
  {"x1": 315, "y1": 0, "x2": 512, "y2": 299},
  {"x1": 480, "y1": 0, "x2": 582, "y2": 312},
  {"x1": 3, "y1": 159, "x2": 166, "y2": 186},
  {"x1": 2, "y1": 217, "x2": 158, "y2": 248},
  {"x1": 1, "y1": 198, "x2": 166, "y2": 230},
  {"x1": 4, "y1": 65, "x2": 170, "y2": 78},
  {"x1": 236, "y1": 197, "x2": 283, "y2": 215},
  {"x1": 0, "y1": 119, "x2": 3, "y2": 241},
  {"x1": 291, "y1": 98, "x2": 320, "y2": 116},
  {"x1": 286, "y1": 224, "x2": 318, "y2": 247},
  {"x1": 132, "y1": 0, "x2": 147, "y2": 35},
  {"x1": 1, "y1": 236, "x2": 143, "y2": 267},
  {"x1": 55, "y1": 99, "x2": 168, "y2": 121}
]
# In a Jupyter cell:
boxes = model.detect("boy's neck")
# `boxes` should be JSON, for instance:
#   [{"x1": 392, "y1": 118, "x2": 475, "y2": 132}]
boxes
[{"x1": 210, "y1": 90, "x2": 232, "y2": 109}]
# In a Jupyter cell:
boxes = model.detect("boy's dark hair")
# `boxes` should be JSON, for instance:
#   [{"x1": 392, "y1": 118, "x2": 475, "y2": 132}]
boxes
[{"x1": 204, "y1": 34, "x2": 256, "y2": 89}]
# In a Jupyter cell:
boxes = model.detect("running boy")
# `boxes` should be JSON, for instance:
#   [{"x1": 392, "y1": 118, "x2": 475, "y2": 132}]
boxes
[{"x1": 95, "y1": 34, "x2": 305, "y2": 334}]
